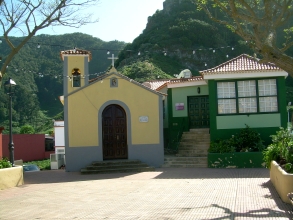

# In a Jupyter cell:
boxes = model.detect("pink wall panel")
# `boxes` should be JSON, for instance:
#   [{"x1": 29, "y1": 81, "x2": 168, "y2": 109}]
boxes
[
  {"x1": 0, "y1": 127, "x2": 4, "y2": 158},
  {"x1": 2, "y1": 134, "x2": 46, "y2": 162}
]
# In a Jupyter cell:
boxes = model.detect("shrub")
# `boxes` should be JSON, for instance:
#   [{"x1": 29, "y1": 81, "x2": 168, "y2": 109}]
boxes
[
  {"x1": 20, "y1": 124, "x2": 35, "y2": 134},
  {"x1": 24, "y1": 159, "x2": 50, "y2": 170},
  {"x1": 263, "y1": 127, "x2": 293, "y2": 173},
  {"x1": 263, "y1": 143, "x2": 281, "y2": 168},
  {"x1": 232, "y1": 125, "x2": 265, "y2": 152},
  {"x1": 0, "y1": 157, "x2": 12, "y2": 169},
  {"x1": 208, "y1": 139, "x2": 235, "y2": 153},
  {"x1": 209, "y1": 125, "x2": 265, "y2": 153}
]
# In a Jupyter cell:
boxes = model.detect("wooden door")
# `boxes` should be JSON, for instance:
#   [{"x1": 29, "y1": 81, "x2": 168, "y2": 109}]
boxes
[
  {"x1": 188, "y1": 96, "x2": 210, "y2": 128},
  {"x1": 102, "y1": 105, "x2": 127, "y2": 159}
]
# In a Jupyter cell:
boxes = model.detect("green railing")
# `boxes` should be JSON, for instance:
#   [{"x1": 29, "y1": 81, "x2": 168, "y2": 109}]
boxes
[{"x1": 165, "y1": 118, "x2": 186, "y2": 155}]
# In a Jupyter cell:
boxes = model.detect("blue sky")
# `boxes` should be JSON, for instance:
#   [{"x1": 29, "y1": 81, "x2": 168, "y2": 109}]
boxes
[{"x1": 38, "y1": 0, "x2": 165, "y2": 43}]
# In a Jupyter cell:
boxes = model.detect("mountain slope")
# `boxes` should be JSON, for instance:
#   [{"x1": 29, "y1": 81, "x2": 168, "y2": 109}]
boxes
[{"x1": 116, "y1": 0, "x2": 252, "y2": 80}]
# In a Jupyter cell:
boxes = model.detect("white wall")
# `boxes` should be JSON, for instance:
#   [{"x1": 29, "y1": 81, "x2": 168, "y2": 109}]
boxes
[{"x1": 54, "y1": 121, "x2": 64, "y2": 147}]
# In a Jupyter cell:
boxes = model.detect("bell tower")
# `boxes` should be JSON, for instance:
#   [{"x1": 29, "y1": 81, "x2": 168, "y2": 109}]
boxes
[{"x1": 60, "y1": 48, "x2": 92, "y2": 96}]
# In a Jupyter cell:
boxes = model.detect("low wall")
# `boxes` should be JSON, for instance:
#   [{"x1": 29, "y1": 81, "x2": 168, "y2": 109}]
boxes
[
  {"x1": 0, "y1": 127, "x2": 4, "y2": 158},
  {"x1": 270, "y1": 161, "x2": 293, "y2": 204},
  {"x1": 208, "y1": 152, "x2": 265, "y2": 168},
  {"x1": 45, "y1": 151, "x2": 55, "y2": 159},
  {"x1": 2, "y1": 134, "x2": 45, "y2": 162},
  {"x1": 0, "y1": 166, "x2": 24, "y2": 190}
]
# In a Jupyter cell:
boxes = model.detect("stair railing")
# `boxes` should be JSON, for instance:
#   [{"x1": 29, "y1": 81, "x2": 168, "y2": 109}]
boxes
[{"x1": 165, "y1": 118, "x2": 185, "y2": 154}]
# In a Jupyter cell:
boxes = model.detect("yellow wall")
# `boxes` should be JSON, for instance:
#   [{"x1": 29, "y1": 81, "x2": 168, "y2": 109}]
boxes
[
  {"x1": 68, "y1": 74, "x2": 160, "y2": 147},
  {"x1": 67, "y1": 56, "x2": 86, "y2": 94},
  {"x1": 270, "y1": 161, "x2": 293, "y2": 204},
  {"x1": 0, "y1": 166, "x2": 24, "y2": 190}
]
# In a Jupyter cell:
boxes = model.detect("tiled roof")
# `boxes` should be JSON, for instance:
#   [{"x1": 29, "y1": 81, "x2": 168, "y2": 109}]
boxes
[
  {"x1": 142, "y1": 80, "x2": 170, "y2": 90},
  {"x1": 60, "y1": 48, "x2": 92, "y2": 61},
  {"x1": 155, "y1": 76, "x2": 204, "y2": 91},
  {"x1": 200, "y1": 54, "x2": 282, "y2": 75},
  {"x1": 169, "y1": 76, "x2": 204, "y2": 84}
]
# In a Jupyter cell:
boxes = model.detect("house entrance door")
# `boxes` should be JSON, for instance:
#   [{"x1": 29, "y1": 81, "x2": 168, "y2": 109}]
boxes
[
  {"x1": 188, "y1": 96, "x2": 210, "y2": 128},
  {"x1": 102, "y1": 104, "x2": 127, "y2": 159}
]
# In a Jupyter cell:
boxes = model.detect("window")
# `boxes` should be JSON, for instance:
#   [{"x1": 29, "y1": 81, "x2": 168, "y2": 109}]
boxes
[
  {"x1": 217, "y1": 82, "x2": 236, "y2": 114},
  {"x1": 217, "y1": 79, "x2": 278, "y2": 114},
  {"x1": 72, "y1": 68, "x2": 81, "y2": 87},
  {"x1": 258, "y1": 79, "x2": 278, "y2": 112},
  {"x1": 238, "y1": 80, "x2": 257, "y2": 113}
]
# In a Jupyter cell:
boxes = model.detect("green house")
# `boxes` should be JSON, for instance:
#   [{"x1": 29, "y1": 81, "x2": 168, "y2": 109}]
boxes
[{"x1": 149, "y1": 54, "x2": 288, "y2": 149}]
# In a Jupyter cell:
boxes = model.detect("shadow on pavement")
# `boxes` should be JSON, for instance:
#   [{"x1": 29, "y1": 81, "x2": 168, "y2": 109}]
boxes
[
  {"x1": 23, "y1": 167, "x2": 270, "y2": 185},
  {"x1": 23, "y1": 170, "x2": 137, "y2": 185},
  {"x1": 207, "y1": 204, "x2": 292, "y2": 219},
  {"x1": 154, "y1": 167, "x2": 270, "y2": 179}
]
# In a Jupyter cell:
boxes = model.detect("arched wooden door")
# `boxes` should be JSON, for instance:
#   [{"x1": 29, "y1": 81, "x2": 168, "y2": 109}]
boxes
[{"x1": 102, "y1": 104, "x2": 128, "y2": 159}]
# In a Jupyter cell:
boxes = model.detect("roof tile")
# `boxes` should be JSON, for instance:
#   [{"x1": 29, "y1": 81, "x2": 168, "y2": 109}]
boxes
[
  {"x1": 60, "y1": 48, "x2": 92, "y2": 61},
  {"x1": 200, "y1": 54, "x2": 281, "y2": 75}
]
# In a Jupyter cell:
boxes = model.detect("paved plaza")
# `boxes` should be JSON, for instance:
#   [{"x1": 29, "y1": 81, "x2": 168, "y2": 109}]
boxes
[{"x1": 0, "y1": 168, "x2": 292, "y2": 219}]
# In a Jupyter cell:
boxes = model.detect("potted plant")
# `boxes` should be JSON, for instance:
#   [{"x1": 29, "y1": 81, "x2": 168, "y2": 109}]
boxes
[
  {"x1": 0, "y1": 157, "x2": 24, "y2": 190},
  {"x1": 263, "y1": 127, "x2": 293, "y2": 204}
]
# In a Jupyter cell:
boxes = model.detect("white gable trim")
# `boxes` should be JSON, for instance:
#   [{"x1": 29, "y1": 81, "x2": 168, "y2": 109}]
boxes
[
  {"x1": 61, "y1": 54, "x2": 91, "y2": 62},
  {"x1": 203, "y1": 71, "x2": 287, "y2": 80},
  {"x1": 167, "y1": 80, "x2": 207, "y2": 88}
]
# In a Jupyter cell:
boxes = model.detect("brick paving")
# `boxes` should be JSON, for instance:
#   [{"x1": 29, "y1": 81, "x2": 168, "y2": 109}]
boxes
[{"x1": 0, "y1": 168, "x2": 292, "y2": 220}]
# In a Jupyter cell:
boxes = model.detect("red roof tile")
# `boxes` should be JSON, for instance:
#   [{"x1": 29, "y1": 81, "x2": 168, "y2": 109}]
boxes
[
  {"x1": 142, "y1": 80, "x2": 170, "y2": 90},
  {"x1": 200, "y1": 54, "x2": 281, "y2": 75},
  {"x1": 60, "y1": 48, "x2": 92, "y2": 61}
]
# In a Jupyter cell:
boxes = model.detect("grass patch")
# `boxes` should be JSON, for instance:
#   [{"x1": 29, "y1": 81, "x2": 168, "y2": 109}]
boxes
[{"x1": 24, "y1": 159, "x2": 51, "y2": 170}]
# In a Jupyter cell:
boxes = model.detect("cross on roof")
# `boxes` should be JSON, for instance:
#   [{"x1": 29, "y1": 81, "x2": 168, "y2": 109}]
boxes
[{"x1": 108, "y1": 54, "x2": 118, "y2": 67}]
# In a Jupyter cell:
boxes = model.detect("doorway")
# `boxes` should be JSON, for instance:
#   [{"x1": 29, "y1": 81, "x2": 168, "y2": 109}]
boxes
[
  {"x1": 188, "y1": 96, "x2": 210, "y2": 128},
  {"x1": 102, "y1": 104, "x2": 128, "y2": 159}
]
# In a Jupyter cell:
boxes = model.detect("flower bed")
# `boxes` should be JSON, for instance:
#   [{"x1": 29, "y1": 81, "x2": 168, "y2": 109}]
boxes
[
  {"x1": 0, "y1": 166, "x2": 24, "y2": 190},
  {"x1": 208, "y1": 126, "x2": 265, "y2": 168},
  {"x1": 270, "y1": 161, "x2": 293, "y2": 204}
]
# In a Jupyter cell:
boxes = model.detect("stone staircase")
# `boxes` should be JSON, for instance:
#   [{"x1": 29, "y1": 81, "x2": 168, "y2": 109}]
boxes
[
  {"x1": 163, "y1": 128, "x2": 210, "y2": 168},
  {"x1": 81, "y1": 160, "x2": 155, "y2": 174}
]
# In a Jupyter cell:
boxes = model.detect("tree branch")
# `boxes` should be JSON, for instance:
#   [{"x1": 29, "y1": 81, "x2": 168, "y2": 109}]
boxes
[{"x1": 0, "y1": 0, "x2": 100, "y2": 81}]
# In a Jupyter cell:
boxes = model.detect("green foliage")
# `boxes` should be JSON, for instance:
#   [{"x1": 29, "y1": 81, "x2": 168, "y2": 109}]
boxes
[
  {"x1": 120, "y1": 60, "x2": 172, "y2": 83},
  {"x1": 116, "y1": 0, "x2": 251, "y2": 75},
  {"x1": 0, "y1": 157, "x2": 12, "y2": 169},
  {"x1": 209, "y1": 125, "x2": 265, "y2": 153},
  {"x1": 208, "y1": 139, "x2": 235, "y2": 153},
  {"x1": 263, "y1": 143, "x2": 281, "y2": 168},
  {"x1": 232, "y1": 125, "x2": 265, "y2": 152},
  {"x1": 20, "y1": 124, "x2": 35, "y2": 134},
  {"x1": 263, "y1": 127, "x2": 293, "y2": 173},
  {"x1": 24, "y1": 159, "x2": 50, "y2": 170},
  {"x1": 0, "y1": 33, "x2": 126, "y2": 126},
  {"x1": 284, "y1": 163, "x2": 293, "y2": 173}
]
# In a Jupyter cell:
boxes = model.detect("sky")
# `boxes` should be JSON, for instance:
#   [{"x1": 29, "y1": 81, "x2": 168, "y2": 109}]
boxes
[{"x1": 38, "y1": 0, "x2": 165, "y2": 43}]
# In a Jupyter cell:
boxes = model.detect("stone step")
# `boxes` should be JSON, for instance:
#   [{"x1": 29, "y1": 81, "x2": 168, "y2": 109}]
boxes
[
  {"x1": 181, "y1": 133, "x2": 210, "y2": 140},
  {"x1": 181, "y1": 138, "x2": 210, "y2": 142},
  {"x1": 179, "y1": 143, "x2": 210, "y2": 147},
  {"x1": 178, "y1": 149, "x2": 208, "y2": 154},
  {"x1": 189, "y1": 128, "x2": 209, "y2": 132},
  {"x1": 81, "y1": 167, "x2": 155, "y2": 174},
  {"x1": 176, "y1": 153, "x2": 207, "y2": 157},
  {"x1": 182, "y1": 130, "x2": 210, "y2": 136},
  {"x1": 81, "y1": 160, "x2": 155, "y2": 174},
  {"x1": 162, "y1": 163, "x2": 207, "y2": 168},
  {"x1": 86, "y1": 163, "x2": 151, "y2": 170},
  {"x1": 164, "y1": 156, "x2": 207, "y2": 163},
  {"x1": 91, "y1": 160, "x2": 142, "y2": 166},
  {"x1": 177, "y1": 150, "x2": 208, "y2": 157},
  {"x1": 166, "y1": 159, "x2": 207, "y2": 165}
]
